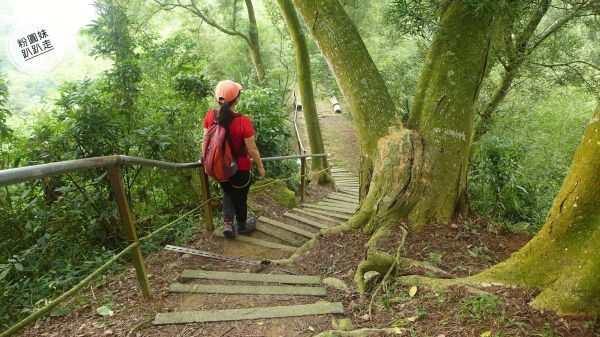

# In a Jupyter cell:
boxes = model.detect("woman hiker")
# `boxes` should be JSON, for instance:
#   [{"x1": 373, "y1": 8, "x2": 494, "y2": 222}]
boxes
[{"x1": 203, "y1": 80, "x2": 266, "y2": 237}]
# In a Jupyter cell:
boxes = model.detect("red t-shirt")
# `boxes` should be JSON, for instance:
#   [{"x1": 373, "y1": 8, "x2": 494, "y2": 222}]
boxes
[{"x1": 204, "y1": 109, "x2": 255, "y2": 171}]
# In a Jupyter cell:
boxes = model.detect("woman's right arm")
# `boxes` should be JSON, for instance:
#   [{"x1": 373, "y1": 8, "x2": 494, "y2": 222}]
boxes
[{"x1": 244, "y1": 136, "x2": 265, "y2": 178}]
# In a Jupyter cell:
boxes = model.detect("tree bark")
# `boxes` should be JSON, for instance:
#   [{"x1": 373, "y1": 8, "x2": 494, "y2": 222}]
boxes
[
  {"x1": 244, "y1": 0, "x2": 266, "y2": 84},
  {"x1": 276, "y1": 0, "x2": 330, "y2": 184},
  {"x1": 293, "y1": 0, "x2": 495, "y2": 231},
  {"x1": 403, "y1": 0, "x2": 493, "y2": 225},
  {"x1": 471, "y1": 102, "x2": 600, "y2": 315},
  {"x1": 290, "y1": 0, "x2": 400, "y2": 197}
]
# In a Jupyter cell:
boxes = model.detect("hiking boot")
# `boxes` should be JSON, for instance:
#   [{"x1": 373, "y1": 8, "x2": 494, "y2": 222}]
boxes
[
  {"x1": 238, "y1": 217, "x2": 256, "y2": 235},
  {"x1": 223, "y1": 221, "x2": 236, "y2": 238}
]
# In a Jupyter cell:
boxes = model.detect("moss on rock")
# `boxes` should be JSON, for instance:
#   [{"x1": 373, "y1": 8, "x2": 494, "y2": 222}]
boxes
[{"x1": 250, "y1": 179, "x2": 297, "y2": 209}]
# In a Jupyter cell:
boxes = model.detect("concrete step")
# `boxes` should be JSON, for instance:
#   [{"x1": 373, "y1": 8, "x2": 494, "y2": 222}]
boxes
[
  {"x1": 153, "y1": 302, "x2": 344, "y2": 325},
  {"x1": 258, "y1": 216, "x2": 317, "y2": 239},
  {"x1": 304, "y1": 204, "x2": 356, "y2": 215},
  {"x1": 291, "y1": 208, "x2": 345, "y2": 225},
  {"x1": 180, "y1": 269, "x2": 321, "y2": 284},
  {"x1": 283, "y1": 212, "x2": 330, "y2": 229},
  {"x1": 169, "y1": 283, "x2": 326, "y2": 296},
  {"x1": 214, "y1": 230, "x2": 296, "y2": 251}
]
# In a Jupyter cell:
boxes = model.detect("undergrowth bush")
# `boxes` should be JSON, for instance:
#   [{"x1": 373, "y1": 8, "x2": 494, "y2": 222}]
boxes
[
  {"x1": 236, "y1": 87, "x2": 299, "y2": 190},
  {"x1": 469, "y1": 88, "x2": 594, "y2": 232}
]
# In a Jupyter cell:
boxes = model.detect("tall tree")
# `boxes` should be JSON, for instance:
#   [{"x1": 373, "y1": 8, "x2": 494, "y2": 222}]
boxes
[
  {"x1": 276, "y1": 0, "x2": 330, "y2": 184},
  {"x1": 87, "y1": 0, "x2": 141, "y2": 156},
  {"x1": 154, "y1": 0, "x2": 266, "y2": 84},
  {"x1": 467, "y1": 103, "x2": 600, "y2": 314},
  {"x1": 292, "y1": 0, "x2": 496, "y2": 232}
]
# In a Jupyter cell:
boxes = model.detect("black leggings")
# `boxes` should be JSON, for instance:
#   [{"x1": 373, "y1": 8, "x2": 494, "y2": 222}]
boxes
[{"x1": 218, "y1": 170, "x2": 251, "y2": 225}]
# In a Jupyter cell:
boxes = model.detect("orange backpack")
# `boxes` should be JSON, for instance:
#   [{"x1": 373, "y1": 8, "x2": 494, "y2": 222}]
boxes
[{"x1": 202, "y1": 109, "x2": 241, "y2": 182}]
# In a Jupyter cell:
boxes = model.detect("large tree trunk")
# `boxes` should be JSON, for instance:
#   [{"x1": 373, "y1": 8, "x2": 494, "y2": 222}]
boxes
[
  {"x1": 292, "y1": 0, "x2": 495, "y2": 232},
  {"x1": 244, "y1": 0, "x2": 266, "y2": 84},
  {"x1": 290, "y1": 0, "x2": 399, "y2": 198},
  {"x1": 471, "y1": 102, "x2": 600, "y2": 315},
  {"x1": 403, "y1": 0, "x2": 493, "y2": 225},
  {"x1": 276, "y1": 0, "x2": 330, "y2": 184}
]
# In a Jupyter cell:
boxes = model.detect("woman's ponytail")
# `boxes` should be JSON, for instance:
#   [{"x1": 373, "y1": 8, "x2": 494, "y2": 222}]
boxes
[
  {"x1": 217, "y1": 100, "x2": 234, "y2": 127},
  {"x1": 216, "y1": 89, "x2": 241, "y2": 127}
]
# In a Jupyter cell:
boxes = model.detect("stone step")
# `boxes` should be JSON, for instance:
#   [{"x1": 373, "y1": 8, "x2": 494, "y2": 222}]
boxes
[
  {"x1": 300, "y1": 207, "x2": 352, "y2": 220},
  {"x1": 256, "y1": 223, "x2": 304, "y2": 246},
  {"x1": 335, "y1": 189, "x2": 359, "y2": 196},
  {"x1": 335, "y1": 183, "x2": 359, "y2": 187},
  {"x1": 283, "y1": 212, "x2": 330, "y2": 229},
  {"x1": 324, "y1": 196, "x2": 358, "y2": 203},
  {"x1": 291, "y1": 208, "x2": 345, "y2": 225},
  {"x1": 335, "y1": 178, "x2": 359, "y2": 183},
  {"x1": 169, "y1": 283, "x2": 327, "y2": 296},
  {"x1": 337, "y1": 189, "x2": 359, "y2": 196},
  {"x1": 180, "y1": 269, "x2": 321, "y2": 284},
  {"x1": 153, "y1": 301, "x2": 344, "y2": 325},
  {"x1": 330, "y1": 192, "x2": 360, "y2": 200},
  {"x1": 318, "y1": 201, "x2": 358, "y2": 210},
  {"x1": 213, "y1": 230, "x2": 296, "y2": 251},
  {"x1": 258, "y1": 216, "x2": 317, "y2": 239},
  {"x1": 325, "y1": 194, "x2": 359, "y2": 204},
  {"x1": 304, "y1": 204, "x2": 356, "y2": 215},
  {"x1": 332, "y1": 174, "x2": 356, "y2": 179}
]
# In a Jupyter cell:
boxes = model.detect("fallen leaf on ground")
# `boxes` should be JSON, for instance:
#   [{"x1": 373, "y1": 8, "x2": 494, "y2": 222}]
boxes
[{"x1": 409, "y1": 286, "x2": 418, "y2": 297}]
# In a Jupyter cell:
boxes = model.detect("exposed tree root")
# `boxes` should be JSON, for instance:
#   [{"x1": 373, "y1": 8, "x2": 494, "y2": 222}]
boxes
[
  {"x1": 405, "y1": 258, "x2": 454, "y2": 278},
  {"x1": 367, "y1": 226, "x2": 407, "y2": 315},
  {"x1": 314, "y1": 328, "x2": 404, "y2": 337},
  {"x1": 396, "y1": 275, "x2": 491, "y2": 295},
  {"x1": 354, "y1": 224, "x2": 397, "y2": 293},
  {"x1": 271, "y1": 237, "x2": 317, "y2": 266},
  {"x1": 271, "y1": 223, "x2": 353, "y2": 265}
]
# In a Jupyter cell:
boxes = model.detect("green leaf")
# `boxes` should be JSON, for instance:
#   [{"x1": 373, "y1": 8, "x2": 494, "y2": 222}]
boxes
[
  {"x1": 480, "y1": 331, "x2": 492, "y2": 337},
  {"x1": 0, "y1": 264, "x2": 10, "y2": 280},
  {"x1": 14, "y1": 263, "x2": 23, "y2": 272},
  {"x1": 96, "y1": 305, "x2": 114, "y2": 317}
]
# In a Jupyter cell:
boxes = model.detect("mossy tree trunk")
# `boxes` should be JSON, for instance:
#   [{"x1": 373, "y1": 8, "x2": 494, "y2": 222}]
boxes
[
  {"x1": 290, "y1": 0, "x2": 399, "y2": 199},
  {"x1": 470, "y1": 102, "x2": 600, "y2": 315},
  {"x1": 292, "y1": 0, "x2": 495, "y2": 232},
  {"x1": 276, "y1": 0, "x2": 330, "y2": 184},
  {"x1": 244, "y1": 0, "x2": 266, "y2": 84}
]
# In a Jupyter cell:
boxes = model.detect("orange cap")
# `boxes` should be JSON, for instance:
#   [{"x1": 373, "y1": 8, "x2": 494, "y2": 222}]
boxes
[{"x1": 215, "y1": 80, "x2": 243, "y2": 104}]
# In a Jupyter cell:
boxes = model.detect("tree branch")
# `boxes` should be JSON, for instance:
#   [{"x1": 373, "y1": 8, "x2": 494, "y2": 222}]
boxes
[
  {"x1": 529, "y1": 0, "x2": 598, "y2": 54},
  {"x1": 152, "y1": 0, "x2": 250, "y2": 43},
  {"x1": 531, "y1": 60, "x2": 600, "y2": 72}
]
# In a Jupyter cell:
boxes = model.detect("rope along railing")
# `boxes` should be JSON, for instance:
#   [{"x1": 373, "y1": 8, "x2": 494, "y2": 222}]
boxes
[{"x1": 0, "y1": 153, "x2": 328, "y2": 337}]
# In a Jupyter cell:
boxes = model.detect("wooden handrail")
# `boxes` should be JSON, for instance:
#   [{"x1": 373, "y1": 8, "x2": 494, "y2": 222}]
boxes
[{"x1": 0, "y1": 155, "x2": 202, "y2": 187}]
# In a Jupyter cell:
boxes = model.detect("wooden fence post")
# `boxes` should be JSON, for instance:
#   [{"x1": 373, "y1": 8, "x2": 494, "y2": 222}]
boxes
[
  {"x1": 198, "y1": 167, "x2": 214, "y2": 232},
  {"x1": 106, "y1": 166, "x2": 152, "y2": 298},
  {"x1": 300, "y1": 156, "x2": 306, "y2": 203}
]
